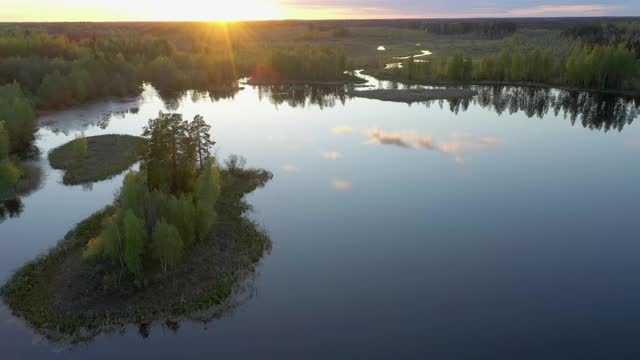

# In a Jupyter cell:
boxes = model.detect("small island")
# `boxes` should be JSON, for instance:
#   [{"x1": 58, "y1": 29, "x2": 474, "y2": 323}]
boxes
[
  {"x1": 49, "y1": 134, "x2": 146, "y2": 185},
  {"x1": 1, "y1": 112, "x2": 273, "y2": 344},
  {"x1": 350, "y1": 88, "x2": 478, "y2": 104}
]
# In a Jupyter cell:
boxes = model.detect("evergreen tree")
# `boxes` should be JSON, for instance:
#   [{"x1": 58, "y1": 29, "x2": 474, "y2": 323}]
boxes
[
  {"x1": 143, "y1": 112, "x2": 204, "y2": 193},
  {"x1": 188, "y1": 115, "x2": 215, "y2": 169}
]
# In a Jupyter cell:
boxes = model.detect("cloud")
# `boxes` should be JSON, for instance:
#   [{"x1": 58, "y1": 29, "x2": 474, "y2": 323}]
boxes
[
  {"x1": 439, "y1": 142, "x2": 463, "y2": 154},
  {"x1": 282, "y1": 164, "x2": 300, "y2": 172},
  {"x1": 332, "y1": 126, "x2": 354, "y2": 135},
  {"x1": 366, "y1": 129, "x2": 414, "y2": 148},
  {"x1": 507, "y1": 4, "x2": 622, "y2": 16},
  {"x1": 415, "y1": 136, "x2": 436, "y2": 150},
  {"x1": 366, "y1": 128, "x2": 503, "y2": 164},
  {"x1": 366, "y1": 128, "x2": 436, "y2": 150},
  {"x1": 321, "y1": 151, "x2": 343, "y2": 160},
  {"x1": 332, "y1": 179, "x2": 353, "y2": 191},
  {"x1": 278, "y1": 1, "x2": 629, "y2": 19}
]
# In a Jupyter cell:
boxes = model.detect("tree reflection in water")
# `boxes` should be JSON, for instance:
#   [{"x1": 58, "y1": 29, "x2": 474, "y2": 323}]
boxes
[
  {"x1": 0, "y1": 161, "x2": 44, "y2": 223},
  {"x1": 257, "y1": 85, "x2": 348, "y2": 109},
  {"x1": 254, "y1": 83, "x2": 638, "y2": 132},
  {"x1": 455, "y1": 86, "x2": 639, "y2": 132}
]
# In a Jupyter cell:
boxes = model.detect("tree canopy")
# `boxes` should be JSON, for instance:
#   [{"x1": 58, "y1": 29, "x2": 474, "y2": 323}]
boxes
[{"x1": 91, "y1": 113, "x2": 224, "y2": 280}]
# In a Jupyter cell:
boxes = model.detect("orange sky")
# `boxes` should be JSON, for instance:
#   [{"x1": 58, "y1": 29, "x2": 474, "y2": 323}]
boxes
[{"x1": 2, "y1": 0, "x2": 636, "y2": 21}]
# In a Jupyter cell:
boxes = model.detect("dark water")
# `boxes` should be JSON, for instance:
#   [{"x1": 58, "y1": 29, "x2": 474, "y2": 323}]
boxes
[{"x1": 1, "y1": 75, "x2": 640, "y2": 359}]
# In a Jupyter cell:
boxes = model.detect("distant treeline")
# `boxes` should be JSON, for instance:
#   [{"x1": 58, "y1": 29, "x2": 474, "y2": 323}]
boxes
[
  {"x1": 407, "y1": 21, "x2": 517, "y2": 38},
  {"x1": 563, "y1": 22, "x2": 640, "y2": 57},
  {"x1": 385, "y1": 44, "x2": 640, "y2": 92},
  {"x1": 252, "y1": 48, "x2": 349, "y2": 82}
]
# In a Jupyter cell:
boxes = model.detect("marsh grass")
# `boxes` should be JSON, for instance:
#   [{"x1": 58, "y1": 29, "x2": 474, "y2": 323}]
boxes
[{"x1": 48, "y1": 135, "x2": 146, "y2": 186}]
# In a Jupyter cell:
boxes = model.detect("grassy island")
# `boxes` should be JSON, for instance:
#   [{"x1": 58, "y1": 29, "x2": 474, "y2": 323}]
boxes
[
  {"x1": 1, "y1": 113, "x2": 273, "y2": 344},
  {"x1": 49, "y1": 134, "x2": 146, "y2": 185},
  {"x1": 350, "y1": 88, "x2": 477, "y2": 104}
]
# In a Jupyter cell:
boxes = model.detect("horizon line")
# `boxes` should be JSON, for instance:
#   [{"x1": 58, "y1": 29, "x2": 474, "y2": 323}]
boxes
[{"x1": 2, "y1": 15, "x2": 640, "y2": 24}]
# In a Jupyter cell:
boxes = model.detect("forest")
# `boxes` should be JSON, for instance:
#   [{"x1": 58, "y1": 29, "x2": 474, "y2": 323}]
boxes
[
  {"x1": 251, "y1": 48, "x2": 349, "y2": 83},
  {"x1": 412, "y1": 21, "x2": 517, "y2": 38},
  {"x1": 381, "y1": 43, "x2": 640, "y2": 92},
  {"x1": 563, "y1": 22, "x2": 640, "y2": 57}
]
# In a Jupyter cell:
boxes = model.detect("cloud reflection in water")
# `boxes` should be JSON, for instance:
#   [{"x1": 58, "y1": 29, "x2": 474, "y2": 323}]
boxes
[{"x1": 366, "y1": 128, "x2": 503, "y2": 164}]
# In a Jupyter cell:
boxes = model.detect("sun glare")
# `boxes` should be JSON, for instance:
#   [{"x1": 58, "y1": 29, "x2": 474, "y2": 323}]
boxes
[{"x1": 149, "y1": 0, "x2": 284, "y2": 21}]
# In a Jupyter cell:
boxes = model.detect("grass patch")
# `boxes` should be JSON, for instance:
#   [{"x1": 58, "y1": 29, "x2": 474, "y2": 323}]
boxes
[
  {"x1": 0, "y1": 167, "x2": 273, "y2": 345},
  {"x1": 48, "y1": 135, "x2": 146, "y2": 185},
  {"x1": 350, "y1": 88, "x2": 477, "y2": 104}
]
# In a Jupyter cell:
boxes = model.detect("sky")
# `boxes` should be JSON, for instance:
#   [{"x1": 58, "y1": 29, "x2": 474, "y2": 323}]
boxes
[{"x1": 2, "y1": 0, "x2": 639, "y2": 22}]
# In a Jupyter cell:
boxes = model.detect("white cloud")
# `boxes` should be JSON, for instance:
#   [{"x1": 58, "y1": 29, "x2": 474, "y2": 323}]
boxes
[
  {"x1": 332, "y1": 179, "x2": 353, "y2": 191},
  {"x1": 332, "y1": 126, "x2": 354, "y2": 135},
  {"x1": 282, "y1": 164, "x2": 300, "y2": 172},
  {"x1": 507, "y1": 4, "x2": 622, "y2": 16},
  {"x1": 321, "y1": 151, "x2": 343, "y2": 160}
]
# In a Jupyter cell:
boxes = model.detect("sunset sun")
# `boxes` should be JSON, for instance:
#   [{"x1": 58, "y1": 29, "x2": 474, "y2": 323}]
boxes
[{"x1": 152, "y1": 0, "x2": 284, "y2": 21}]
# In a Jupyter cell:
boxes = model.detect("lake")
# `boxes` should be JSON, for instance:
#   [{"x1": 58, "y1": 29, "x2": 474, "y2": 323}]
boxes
[{"x1": 1, "y1": 74, "x2": 640, "y2": 359}]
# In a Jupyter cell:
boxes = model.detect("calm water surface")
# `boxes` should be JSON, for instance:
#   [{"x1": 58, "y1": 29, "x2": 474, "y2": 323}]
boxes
[{"x1": 1, "y1": 76, "x2": 640, "y2": 359}]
